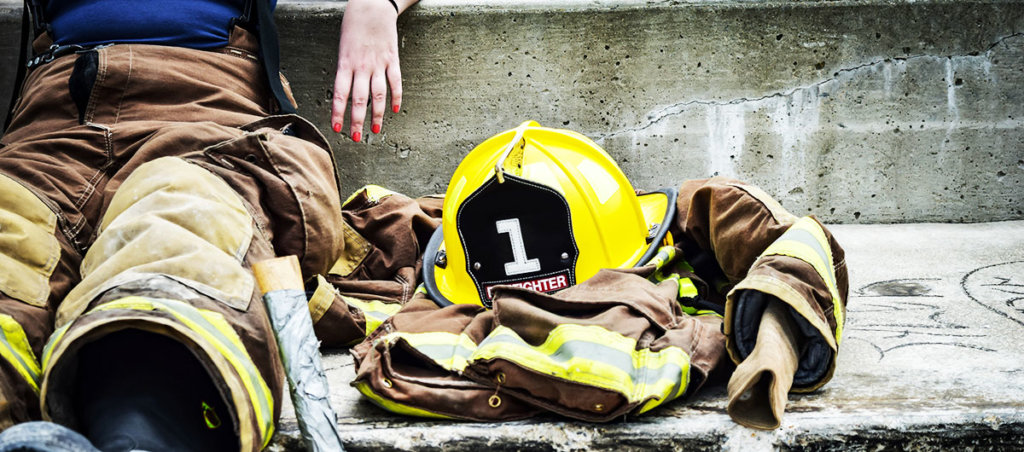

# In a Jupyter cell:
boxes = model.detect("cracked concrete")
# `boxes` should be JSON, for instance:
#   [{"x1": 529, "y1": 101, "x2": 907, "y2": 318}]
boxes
[
  {"x1": 594, "y1": 31, "x2": 1024, "y2": 142},
  {"x1": 1, "y1": 0, "x2": 1022, "y2": 223}
]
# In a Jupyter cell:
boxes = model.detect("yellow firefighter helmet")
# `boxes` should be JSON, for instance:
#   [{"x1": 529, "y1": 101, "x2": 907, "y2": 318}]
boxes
[{"x1": 423, "y1": 120, "x2": 676, "y2": 308}]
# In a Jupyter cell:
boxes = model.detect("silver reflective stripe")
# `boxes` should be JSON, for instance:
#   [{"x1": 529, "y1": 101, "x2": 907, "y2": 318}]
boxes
[
  {"x1": 407, "y1": 342, "x2": 476, "y2": 368},
  {"x1": 476, "y1": 334, "x2": 687, "y2": 391},
  {"x1": 780, "y1": 227, "x2": 837, "y2": 289}
]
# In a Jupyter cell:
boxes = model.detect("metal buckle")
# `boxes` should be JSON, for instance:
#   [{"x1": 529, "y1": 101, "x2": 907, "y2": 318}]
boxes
[{"x1": 26, "y1": 43, "x2": 85, "y2": 69}]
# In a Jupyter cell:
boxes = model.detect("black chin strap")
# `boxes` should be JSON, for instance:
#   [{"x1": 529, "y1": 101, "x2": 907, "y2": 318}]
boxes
[{"x1": 254, "y1": 0, "x2": 297, "y2": 115}]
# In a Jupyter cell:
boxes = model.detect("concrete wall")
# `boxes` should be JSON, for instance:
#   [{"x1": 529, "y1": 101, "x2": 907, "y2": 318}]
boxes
[{"x1": 2, "y1": 0, "x2": 1023, "y2": 223}]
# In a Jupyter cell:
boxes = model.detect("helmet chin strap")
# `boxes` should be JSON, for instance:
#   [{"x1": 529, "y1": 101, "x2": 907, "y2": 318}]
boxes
[{"x1": 494, "y1": 121, "x2": 531, "y2": 184}]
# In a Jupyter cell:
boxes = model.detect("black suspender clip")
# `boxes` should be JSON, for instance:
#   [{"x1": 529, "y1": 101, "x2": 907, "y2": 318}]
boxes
[{"x1": 27, "y1": 44, "x2": 86, "y2": 69}]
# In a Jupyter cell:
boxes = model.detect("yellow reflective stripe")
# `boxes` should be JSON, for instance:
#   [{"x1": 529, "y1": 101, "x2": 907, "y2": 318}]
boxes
[
  {"x1": 386, "y1": 331, "x2": 477, "y2": 372},
  {"x1": 654, "y1": 272, "x2": 701, "y2": 304},
  {"x1": 0, "y1": 314, "x2": 41, "y2": 392},
  {"x1": 81, "y1": 297, "x2": 275, "y2": 447},
  {"x1": 659, "y1": 274, "x2": 699, "y2": 299},
  {"x1": 343, "y1": 184, "x2": 398, "y2": 207},
  {"x1": 648, "y1": 246, "x2": 700, "y2": 300},
  {"x1": 353, "y1": 381, "x2": 455, "y2": 419},
  {"x1": 473, "y1": 325, "x2": 689, "y2": 408},
  {"x1": 678, "y1": 303, "x2": 720, "y2": 318},
  {"x1": 191, "y1": 309, "x2": 275, "y2": 448},
  {"x1": 647, "y1": 245, "x2": 695, "y2": 274},
  {"x1": 41, "y1": 323, "x2": 70, "y2": 369},
  {"x1": 760, "y1": 217, "x2": 844, "y2": 344},
  {"x1": 343, "y1": 296, "x2": 402, "y2": 337},
  {"x1": 678, "y1": 277, "x2": 699, "y2": 298},
  {"x1": 647, "y1": 246, "x2": 677, "y2": 271}
]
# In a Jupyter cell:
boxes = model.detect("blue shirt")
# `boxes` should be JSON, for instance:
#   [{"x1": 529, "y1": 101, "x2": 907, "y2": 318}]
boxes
[{"x1": 46, "y1": 0, "x2": 277, "y2": 49}]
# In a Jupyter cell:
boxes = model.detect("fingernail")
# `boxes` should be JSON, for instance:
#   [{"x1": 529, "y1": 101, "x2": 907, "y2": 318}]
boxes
[
  {"x1": 332, "y1": 123, "x2": 342, "y2": 133},
  {"x1": 372, "y1": 124, "x2": 381, "y2": 134},
  {"x1": 392, "y1": 105, "x2": 400, "y2": 113},
  {"x1": 352, "y1": 131, "x2": 362, "y2": 143}
]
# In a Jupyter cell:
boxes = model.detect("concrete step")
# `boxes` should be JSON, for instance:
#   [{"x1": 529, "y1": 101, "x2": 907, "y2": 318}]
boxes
[
  {"x1": 1, "y1": 0, "x2": 1023, "y2": 224},
  {"x1": 271, "y1": 220, "x2": 1024, "y2": 451}
]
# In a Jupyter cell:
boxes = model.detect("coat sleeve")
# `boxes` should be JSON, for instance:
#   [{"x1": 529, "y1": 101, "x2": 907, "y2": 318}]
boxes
[
  {"x1": 671, "y1": 177, "x2": 849, "y2": 391},
  {"x1": 309, "y1": 186, "x2": 443, "y2": 347}
]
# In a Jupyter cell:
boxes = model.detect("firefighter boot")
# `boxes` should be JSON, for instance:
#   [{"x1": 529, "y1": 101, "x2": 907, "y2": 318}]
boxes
[{"x1": 73, "y1": 329, "x2": 237, "y2": 452}]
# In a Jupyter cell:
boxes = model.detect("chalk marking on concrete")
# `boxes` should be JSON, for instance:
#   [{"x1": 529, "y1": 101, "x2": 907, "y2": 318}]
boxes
[
  {"x1": 844, "y1": 275, "x2": 1004, "y2": 361},
  {"x1": 962, "y1": 261, "x2": 1024, "y2": 328}
]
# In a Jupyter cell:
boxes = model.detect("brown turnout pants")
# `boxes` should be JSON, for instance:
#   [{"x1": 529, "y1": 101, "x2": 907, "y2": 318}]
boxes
[{"x1": 0, "y1": 28, "x2": 343, "y2": 452}]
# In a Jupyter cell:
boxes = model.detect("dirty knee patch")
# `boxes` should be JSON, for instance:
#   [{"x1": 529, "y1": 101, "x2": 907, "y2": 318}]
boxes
[{"x1": 58, "y1": 158, "x2": 255, "y2": 327}]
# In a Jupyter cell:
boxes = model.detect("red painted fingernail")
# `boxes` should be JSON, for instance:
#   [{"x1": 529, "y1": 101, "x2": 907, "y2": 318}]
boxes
[
  {"x1": 392, "y1": 105, "x2": 400, "y2": 113},
  {"x1": 332, "y1": 123, "x2": 342, "y2": 133},
  {"x1": 352, "y1": 131, "x2": 361, "y2": 143},
  {"x1": 372, "y1": 124, "x2": 381, "y2": 134}
]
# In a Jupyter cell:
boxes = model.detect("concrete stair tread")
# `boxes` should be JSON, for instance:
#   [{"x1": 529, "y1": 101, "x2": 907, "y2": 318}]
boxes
[{"x1": 271, "y1": 220, "x2": 1024, "y2": 451}]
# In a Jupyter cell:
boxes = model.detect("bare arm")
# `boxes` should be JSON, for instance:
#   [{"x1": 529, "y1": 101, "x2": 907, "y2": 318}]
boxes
[{"x1": 331, "y1": 0, "x2": 419, "y2": 142}]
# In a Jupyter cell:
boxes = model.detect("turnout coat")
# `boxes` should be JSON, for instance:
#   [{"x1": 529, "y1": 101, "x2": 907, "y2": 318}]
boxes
[{"x1": 313, "y1": 177, "x2": 848, "y2": 421}]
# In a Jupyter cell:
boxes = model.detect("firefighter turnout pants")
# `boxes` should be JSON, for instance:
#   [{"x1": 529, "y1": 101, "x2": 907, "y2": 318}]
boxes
[{"x1": 0, "y1": 28, "x2": 344, "y2": 452}]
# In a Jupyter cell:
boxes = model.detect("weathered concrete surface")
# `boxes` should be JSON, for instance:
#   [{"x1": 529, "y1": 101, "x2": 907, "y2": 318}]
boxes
[
  {"x1": 267, "y1": 220, "x2": 1024, "y2": 451},
  {"x1": 279, "y1": 0, "x2": 1024, "y2": 225},
  {"x1": 2, "y1": 0, "x2": 1023, "y2": 224}
]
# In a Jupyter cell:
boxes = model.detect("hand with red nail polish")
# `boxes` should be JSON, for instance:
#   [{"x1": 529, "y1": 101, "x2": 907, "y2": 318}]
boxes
[
  {"x1": 331, "y1": 0, "x2": 413, "y2": 140},
  {"x1": 332, "y1": 123, "x2": 342, "y2": 133}
]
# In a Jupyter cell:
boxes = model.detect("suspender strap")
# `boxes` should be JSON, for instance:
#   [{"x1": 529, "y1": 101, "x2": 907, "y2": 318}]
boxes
[
  {"x1": 3, "y1": 1, "x2": 31, "y2": 132},
  {"x1": 4, "y1": 0, "x2": 297, "y2": 129},
  {"x1": 254, "y1": 0, "x2": 297, "y2": 115}
]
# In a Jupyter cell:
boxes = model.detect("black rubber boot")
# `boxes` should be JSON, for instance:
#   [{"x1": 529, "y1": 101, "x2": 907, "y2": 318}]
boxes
[{"x1": 73, "y1": 329, "x2": 238, "y2": 452}]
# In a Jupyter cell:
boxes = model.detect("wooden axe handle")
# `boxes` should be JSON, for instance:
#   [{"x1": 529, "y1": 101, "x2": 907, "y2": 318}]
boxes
[{"x1": 252, "y1": 255, "x2": 304, "y2": 293}]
